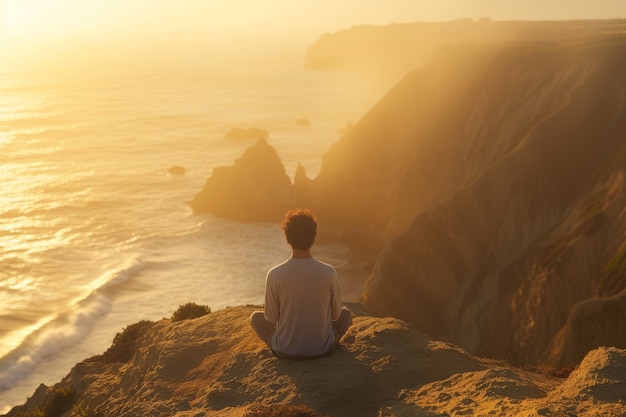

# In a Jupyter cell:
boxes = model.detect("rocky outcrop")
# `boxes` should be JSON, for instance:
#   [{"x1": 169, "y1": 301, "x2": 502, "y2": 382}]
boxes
[
  {"x1": 189, "y1": 139, "x2": 294, "y2": 222},
  {"x1": 168, "y1": 165, "x2": 186, "y2": 176},
  {"x1": 293, "y1": 162, "x2": 313, "y2": 209},
  {"x1": 4, "y1": 305, "x2": 625, "y2": 417}
]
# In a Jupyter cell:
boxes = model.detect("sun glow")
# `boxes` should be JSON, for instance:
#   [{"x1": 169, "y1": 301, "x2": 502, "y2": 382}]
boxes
[
  {"x1": 4, "y1": 0, "x2": 625, "y2": 46},
  {"x1": 1, "y1": 1, "x2": 74, "y2": 39},
  {"x1": 1, "y1": 1, "x2": 36, "y2": 36}
]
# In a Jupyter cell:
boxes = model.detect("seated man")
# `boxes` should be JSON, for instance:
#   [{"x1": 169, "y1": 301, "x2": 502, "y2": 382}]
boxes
[{"x1": 250, "y1": 208, "x2": 352, "y2": 359}]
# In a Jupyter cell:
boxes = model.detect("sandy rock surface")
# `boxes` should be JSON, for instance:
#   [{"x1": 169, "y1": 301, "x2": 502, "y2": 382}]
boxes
[{"x1": 4, "y1": 305, "x2": 625, "y2": 417}]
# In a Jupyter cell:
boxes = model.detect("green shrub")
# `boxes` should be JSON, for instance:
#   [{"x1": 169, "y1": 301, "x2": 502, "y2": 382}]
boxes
[
  {"x1": 10, "y1": 388, "x2": 91, "y2": 417},
  {"x1": 48, "y1": 386, "x2": 75, "y2": 417},
  {"x1": 102, "y1": 320, "x2": 154, "y2": 364},
  {"x1": 21, "y1": 386, "x2": 75, "y2": 417},
  {"x1": 171, "y1": 302, "x2": 211, "y2": 322}
]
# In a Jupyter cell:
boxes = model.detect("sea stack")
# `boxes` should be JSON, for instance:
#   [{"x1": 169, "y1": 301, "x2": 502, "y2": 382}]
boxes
[{"x1": 189, "y1": 138, "x2": 294, "y2": 223}]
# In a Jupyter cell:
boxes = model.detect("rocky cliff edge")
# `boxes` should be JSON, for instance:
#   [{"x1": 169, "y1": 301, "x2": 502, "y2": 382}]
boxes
[{"x1": 5, "y1": 305, "x2": 625, "y2": 417}]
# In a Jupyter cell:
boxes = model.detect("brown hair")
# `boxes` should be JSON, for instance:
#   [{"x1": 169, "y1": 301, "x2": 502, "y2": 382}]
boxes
[{"x1": 282, "y1": 208, "x2": 318, "y2": 250}]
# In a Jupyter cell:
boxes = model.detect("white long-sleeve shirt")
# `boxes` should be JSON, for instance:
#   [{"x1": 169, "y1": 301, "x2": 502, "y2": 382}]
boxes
[{"x1": 264, "y1": 257, "x2": 342, "y2": 357}]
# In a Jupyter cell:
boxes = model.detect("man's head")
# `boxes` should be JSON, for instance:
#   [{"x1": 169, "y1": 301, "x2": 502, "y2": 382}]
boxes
[{"x1": 282, "y1": 208, "x2": 318, "y2": 250}]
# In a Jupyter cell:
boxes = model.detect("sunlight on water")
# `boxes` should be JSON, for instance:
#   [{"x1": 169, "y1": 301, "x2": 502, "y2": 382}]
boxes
[
  {"x1": 3, "y1": 277, "x2": 35, "y2": 291},
  {"x1": 0, "y1": 96, "x2": 35, "y2": 115}
]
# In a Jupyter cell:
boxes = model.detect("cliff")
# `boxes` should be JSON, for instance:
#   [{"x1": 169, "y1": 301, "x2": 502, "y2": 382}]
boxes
[
  {"x1": 4, "y1": 305, "x2": 625, "y2": 417},
  {"x1": 350, "y1": 35, "x2": 626, "y2": 368}
]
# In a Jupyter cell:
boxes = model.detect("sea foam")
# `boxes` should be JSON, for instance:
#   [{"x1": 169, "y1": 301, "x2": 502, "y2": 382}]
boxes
[{"x1": 0, "y1": 258, "x2": 145, "y2": 390}]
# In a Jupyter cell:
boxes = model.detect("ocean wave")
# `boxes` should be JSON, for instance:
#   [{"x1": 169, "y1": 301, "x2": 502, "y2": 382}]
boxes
[{"x1": 0, "y1": 258, "x2": 147, "y2": 391}]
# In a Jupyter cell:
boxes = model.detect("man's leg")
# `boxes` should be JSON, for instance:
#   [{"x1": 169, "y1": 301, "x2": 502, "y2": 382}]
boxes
[
  {"x1": 332, "y1": 307, "x2": 353, "y2": 345},
  {"x1": 250, "y1": 311, "x2": 275, "y2": 347}
]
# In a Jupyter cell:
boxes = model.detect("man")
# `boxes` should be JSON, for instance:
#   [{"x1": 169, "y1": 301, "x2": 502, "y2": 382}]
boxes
[{"x1": 250, "y1": 208, "x2": 352, "y2": 359}]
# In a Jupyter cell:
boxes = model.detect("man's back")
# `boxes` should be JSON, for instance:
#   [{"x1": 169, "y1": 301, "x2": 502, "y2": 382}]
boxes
[
  {"x1": 265, "y1": 257, "x2": 342, "y2": 357},
  {"x1": 249, "y1": 208, "x2": 352, "y2": 359}
]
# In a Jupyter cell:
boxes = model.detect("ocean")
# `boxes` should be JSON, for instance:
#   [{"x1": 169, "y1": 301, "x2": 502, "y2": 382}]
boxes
[{"x1": 0, "y1": 53, "x2": 381, "y2": 412}]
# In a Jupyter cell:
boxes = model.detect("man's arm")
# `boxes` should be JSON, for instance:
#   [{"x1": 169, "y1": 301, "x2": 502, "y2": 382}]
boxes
[
  {"x1": 264, "y1": 273, "x2": 280, "y2": 323},
  {"x1": 330, "y1": 269, "x2": 342, "y2": 321}
]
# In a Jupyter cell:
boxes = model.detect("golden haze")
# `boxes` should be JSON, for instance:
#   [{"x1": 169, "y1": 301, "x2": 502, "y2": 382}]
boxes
[{"x1": 2, "y1": 0, "x2": 626, "y2": 72}]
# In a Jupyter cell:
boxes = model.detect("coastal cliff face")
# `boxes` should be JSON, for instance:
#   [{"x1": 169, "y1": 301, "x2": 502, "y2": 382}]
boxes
[
  {"x1": 5, "y1": 306, "x2": 625, "y2": 417},
  {"x1": 330, "y1": 36, "x2": 626, "y2": 367}
]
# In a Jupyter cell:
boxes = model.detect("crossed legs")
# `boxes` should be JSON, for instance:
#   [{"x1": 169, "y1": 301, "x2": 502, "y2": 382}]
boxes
[{"x1": 250, "y1": 307, "x2": 353, "y2": 353}]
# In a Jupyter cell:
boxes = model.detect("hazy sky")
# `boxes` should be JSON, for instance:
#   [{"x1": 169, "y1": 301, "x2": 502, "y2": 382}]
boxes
[
  {"x1": 2, "y1": 0, "x2": 626, "y2": 69},
  {"x1": 3, "y1": 0, "x2": 626, "y2": 41}
]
